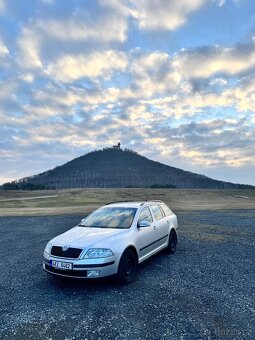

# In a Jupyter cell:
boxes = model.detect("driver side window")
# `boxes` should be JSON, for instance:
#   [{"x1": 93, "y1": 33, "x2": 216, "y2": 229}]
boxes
[{"x1": 139, "y1": 206, "x2": 153, "y2": 223}]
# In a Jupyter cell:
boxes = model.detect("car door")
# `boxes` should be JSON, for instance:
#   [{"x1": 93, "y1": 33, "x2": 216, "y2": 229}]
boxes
[
  {"x1": 136, "y1": 206, "x2": 158, "y2": 260},
  {"x1": 160, "y1": 203, "x2": 177, "y2": 230},
  {"x1": 150, "y1": 204, "x2": 169, "y2": 247}
]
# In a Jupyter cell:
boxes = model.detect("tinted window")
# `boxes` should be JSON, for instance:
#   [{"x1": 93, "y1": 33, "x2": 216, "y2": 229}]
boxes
[
  {"x1": 139, "y1": 206, "x2": 153, "y2": 223},
  {"x1": 80, "y1": 207, "x2": 137, "y2": 229},
  {"x1": 161, "y1": 204, "x2": 172, "y2": 216},
  {"x1": 151, "y1": 205, "x2": 164, "y2": 221}
]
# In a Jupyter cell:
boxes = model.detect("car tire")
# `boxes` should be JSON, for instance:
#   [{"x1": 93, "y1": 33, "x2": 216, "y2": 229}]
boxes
[
  {"x1": 117, "y1": 249, "x2": 138, "y2": 284},
  {"x1": 166, "y1": 229, "x2": 177, "y2": 254}
]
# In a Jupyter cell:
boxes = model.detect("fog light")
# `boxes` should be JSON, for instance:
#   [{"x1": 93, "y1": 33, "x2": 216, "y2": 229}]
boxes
[{"x1": 87, "y1": 270, "x2": 100, "y2": 278}]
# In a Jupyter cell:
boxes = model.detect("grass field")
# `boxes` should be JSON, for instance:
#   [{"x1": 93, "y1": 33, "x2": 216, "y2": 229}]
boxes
[{"x1": 0, "y1": 188, "x2": 255, "y2": 216}]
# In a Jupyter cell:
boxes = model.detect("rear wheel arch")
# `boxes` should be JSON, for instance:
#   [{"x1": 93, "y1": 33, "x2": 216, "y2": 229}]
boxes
[
  {"x1": 166, "y1": 228, "x2": 177, "y2": 254},
  {"x1": 170, "y1": 227, "x2": 177, "y2": 241}
]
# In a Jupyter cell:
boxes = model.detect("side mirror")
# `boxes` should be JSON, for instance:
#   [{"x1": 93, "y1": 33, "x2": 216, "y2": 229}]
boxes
[{"x1": 138, "y1": 220, "x2": 151, "y2": 228}]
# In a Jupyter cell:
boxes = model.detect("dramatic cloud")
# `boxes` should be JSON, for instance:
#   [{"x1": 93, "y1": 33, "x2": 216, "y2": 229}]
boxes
[{"x1": 0, "y1": 0, "x2": 255, "y2": 185}]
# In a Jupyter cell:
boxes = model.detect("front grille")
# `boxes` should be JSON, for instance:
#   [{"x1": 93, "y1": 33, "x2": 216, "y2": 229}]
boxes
[
  {"x1": 45, "y1": 264, "x2": 87, "y2": 277},
  {"x1": 51, "y1": 246, "x2": 82, "y2": 258}
]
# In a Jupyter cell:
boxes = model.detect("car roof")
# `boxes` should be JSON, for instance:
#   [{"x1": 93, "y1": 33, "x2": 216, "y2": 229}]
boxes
[{"x1": 104, "y1": 201, "x2": 165, "y2": 209}]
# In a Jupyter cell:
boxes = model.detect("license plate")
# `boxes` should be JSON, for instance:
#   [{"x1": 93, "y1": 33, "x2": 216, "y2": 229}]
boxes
[{"x1": 51, "y1": 260, "x2": 73, "y2": 270}]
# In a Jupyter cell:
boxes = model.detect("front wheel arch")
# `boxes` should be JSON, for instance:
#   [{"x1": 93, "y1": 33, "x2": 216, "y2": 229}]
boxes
[{"x1": 124, "y1": 245, "x2": 138, "y2": 261}]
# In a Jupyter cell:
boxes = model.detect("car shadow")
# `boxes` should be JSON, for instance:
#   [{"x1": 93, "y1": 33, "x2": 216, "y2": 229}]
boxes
[{"x1": 45, "y1": 272, "x2": 120, "y2": 290}]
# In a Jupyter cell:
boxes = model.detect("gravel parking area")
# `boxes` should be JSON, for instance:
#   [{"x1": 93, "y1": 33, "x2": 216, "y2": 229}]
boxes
[{"x1": 0, "y1": 210, "x2": 254, "y2": 339}]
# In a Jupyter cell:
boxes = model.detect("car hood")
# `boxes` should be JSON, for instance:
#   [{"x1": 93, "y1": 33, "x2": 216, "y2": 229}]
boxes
[{"x1": 50, "y1": 226, "x2": 128, "y2": 249}]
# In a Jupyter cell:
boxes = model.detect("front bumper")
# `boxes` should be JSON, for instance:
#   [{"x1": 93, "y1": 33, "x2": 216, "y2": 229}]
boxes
[{"x1": 43, "y1": 254, "x2": 121, "y2": 279}]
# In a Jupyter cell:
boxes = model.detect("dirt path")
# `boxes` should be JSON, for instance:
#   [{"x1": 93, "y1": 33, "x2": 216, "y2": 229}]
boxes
[{"x1": 0, "y1": 194, "x2": 58, "y2": 202}]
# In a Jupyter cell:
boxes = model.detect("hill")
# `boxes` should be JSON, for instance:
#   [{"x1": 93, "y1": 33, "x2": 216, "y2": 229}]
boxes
[{"x1": 2, "y1": 148, "x2": 253, "y2": 189}]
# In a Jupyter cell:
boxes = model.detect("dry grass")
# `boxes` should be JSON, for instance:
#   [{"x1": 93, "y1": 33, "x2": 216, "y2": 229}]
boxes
[{"x1": 0, "y1": 188, "x2": 255, "y2": 216}]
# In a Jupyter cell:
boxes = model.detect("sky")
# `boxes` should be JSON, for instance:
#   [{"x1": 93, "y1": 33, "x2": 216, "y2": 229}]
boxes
[{"x1": 0, "y1": 0, "x2": 255, "y2": 186}]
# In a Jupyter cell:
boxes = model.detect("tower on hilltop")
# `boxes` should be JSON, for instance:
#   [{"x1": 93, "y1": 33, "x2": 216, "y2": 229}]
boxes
[{"x1": 113, "y1": 142, "x2": 121, "y2": 149}]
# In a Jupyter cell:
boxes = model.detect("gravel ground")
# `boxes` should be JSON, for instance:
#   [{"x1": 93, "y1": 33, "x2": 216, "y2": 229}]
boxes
[{"x1": 0, "y1": 210, "x2": 254, "y2": 340}]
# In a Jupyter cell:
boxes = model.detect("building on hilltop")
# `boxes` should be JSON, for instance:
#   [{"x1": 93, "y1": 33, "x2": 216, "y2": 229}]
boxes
[{"x1": 113, "y1": 142, "x2": 121, "y2": 149}]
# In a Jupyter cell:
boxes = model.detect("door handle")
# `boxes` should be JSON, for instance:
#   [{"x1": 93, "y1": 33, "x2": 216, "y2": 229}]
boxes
[{"x1": 153, "y1": 225, "x2": 157, "y2": 230}]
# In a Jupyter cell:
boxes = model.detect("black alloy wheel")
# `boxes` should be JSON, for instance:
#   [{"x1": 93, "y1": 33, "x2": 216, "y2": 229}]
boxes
[
  {"x1": 167, "y1": 229, "x2": 177, "y2": 254},
  {"x1": 117, "y1": 249, "x2": 138, "y2": 284}
]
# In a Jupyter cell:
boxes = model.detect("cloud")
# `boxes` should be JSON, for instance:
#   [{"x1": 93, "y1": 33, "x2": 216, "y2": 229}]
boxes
[
  {"x1": 37, "y1": 6, "x2": 128, "y2": 44},
  {"x1": 19, "y1": 73, "x2": 35, "y2": 83},
  {"x1": 0, "y1": 0, "x2": 5, "y2": 11},
  {"x1": 38, "y1": 18, "x2": 126, "y2": 43},
  {"x1": 17, "y1": 26, "x2": 43, "y2": 69},
  {"x1": 228, "y1": 74, "x2": 255, "y2": 112},
  {"x1": 173, "y1": 40, "x2": 255, "y2": 79},
  {"x1": 0, "y1": 39, "x2": 9, "y2": 55},
  {"x1": 0, "y1": 80, "x2": 17, "y2": 102},
  {"x1": 15, "y1": 1, "x2": 130, "y2": 73},
  {"x1": 212, "y1": 0, "x2": 226, "y2": 7},
  {"x1": 129, "y1": 0, "x2": 205, "y2": 31},
  {"x1": 127, "y1": 51, "x2": 181, "y2": 98},
  {"x1": 147, "y1": 118, "x2": 255, "y2": 167},
  {"x1": 47, "y1": 50, "x2": 127, "y2": 82},
  {"x1": 0, "y1": 38, "x2": 11, "y2": 70}
]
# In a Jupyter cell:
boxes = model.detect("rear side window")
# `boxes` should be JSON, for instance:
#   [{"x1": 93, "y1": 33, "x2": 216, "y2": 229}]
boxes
[
  {"x1": 151, "y1": 205, "x2": 164, "y2": 221},
  {"x1": 139, "y1": 206, "x2": 153, "y2": 223},
  {"x1": 160, "y1": 204, "x2": 172, "y2": 216}
]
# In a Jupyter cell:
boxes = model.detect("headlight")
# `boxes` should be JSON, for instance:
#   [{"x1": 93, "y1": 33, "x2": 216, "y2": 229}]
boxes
[
  {"x1": 44, "y1": 242, "x2": 52, "y2": 254},
  {"x1": 83, "y1": 248, "x2": 114, "y2": 258}
]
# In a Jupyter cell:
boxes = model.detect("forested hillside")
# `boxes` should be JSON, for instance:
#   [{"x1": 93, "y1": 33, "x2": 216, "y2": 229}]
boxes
[{"x1": 2, "y1": 148, "x2": 253, "y2": 189}]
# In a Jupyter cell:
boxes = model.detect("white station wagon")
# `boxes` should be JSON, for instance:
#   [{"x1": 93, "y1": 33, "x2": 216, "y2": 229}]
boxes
[{"x1": 43, "y1": 200, "x2": 178, "y2": 284}]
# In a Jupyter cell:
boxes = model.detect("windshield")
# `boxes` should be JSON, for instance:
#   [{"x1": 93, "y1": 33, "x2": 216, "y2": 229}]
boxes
[{"x1": 80, "y1": 207, "x2": 137, "y2": 229}]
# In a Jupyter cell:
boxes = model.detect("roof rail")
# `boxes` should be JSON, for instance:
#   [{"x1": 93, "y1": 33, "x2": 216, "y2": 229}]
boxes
[
  {"x1": 140, "y1": 200, "x2": 163, "y2": 206},
  {"x1": 106, "y1": 200, "x2": 163, "y2": 206},
  {"x1": 106, "y1": 200, "x2": 136, "y2": 205}
]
